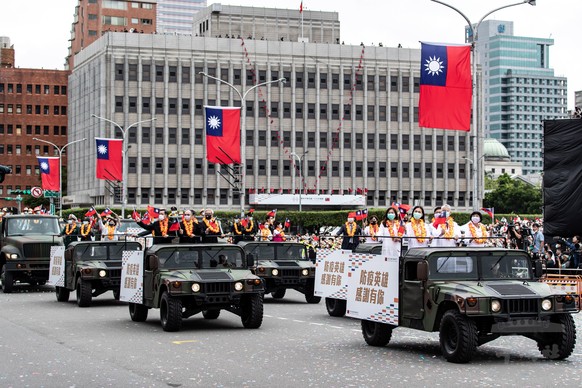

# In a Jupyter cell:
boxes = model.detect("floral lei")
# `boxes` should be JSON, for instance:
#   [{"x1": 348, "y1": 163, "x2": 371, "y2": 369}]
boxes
[
  {"x1": 411, "y1": 218, "x2": 426, "y2": 243},
  {"x1": 383, "y1": 220, "x2": 403, "y2": 237},
  {"x1": 468, "y1": 222, "x2": 488, "y2": 244},
  {"x1": 80, "y1": 223, "x2": 92, "y2": 237},
  {"x1": 261, "y1": 226, "x2": 271, "y2": 240},
  {"x1": 183, "y1": 219, "x2": 195, "y2": 237},
  {"x1": 345, "y1": 222, "x2": 357, "y2": 237},
  {"x1": 275, "y1": 227, "x2": 287, "y2": 241},
  {"x1": 65, "y1": 222, "x2": 77, "y2": 235},
  {"x1": 159, "y1": 218, "x2": 169, "y2": 237},
  {"x1": 204, "y1": 218, "x2": 220, "y2": 233},
  {"x1": 233, "y1": 222, "x2": 243, "y2": 235},
  {"x1": 443, "y1": 218, "x2": 456, "y2": 239},
  {"x1": 233, "y1": 219, "x2": 254, "y2": 234},
  {"x1": 368, "y1": 224, "x2": 379, "y2": 241},
  {"x1": 244, "y1": 219, "x2": 254, "y2": 232},
  {"x1": 106, "y1": 224, "x2": 116, "y2": 240}
]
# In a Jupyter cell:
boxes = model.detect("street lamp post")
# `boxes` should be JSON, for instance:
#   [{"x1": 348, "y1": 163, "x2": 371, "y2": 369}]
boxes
[
  {"x1": 198, "y1": 72, "x2": 286, "y2": 218},
  {"x1": 431, "y1": 0, "x2": 536, "y2": 209},
  {"x1": 33, "y1": 137, "x2": 87, "y2": 217},
  {"x1": 290, "y1": 151, "x2": 309, "y2": 212},
  {"x1": 91, "y1": 115, "x2": 157, "y2": 218}
]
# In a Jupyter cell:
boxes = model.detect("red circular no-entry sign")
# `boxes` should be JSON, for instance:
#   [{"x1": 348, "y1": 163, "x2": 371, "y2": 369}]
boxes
[{"x1": 31, "y1": 187, "x2": 43, "y2": 198}]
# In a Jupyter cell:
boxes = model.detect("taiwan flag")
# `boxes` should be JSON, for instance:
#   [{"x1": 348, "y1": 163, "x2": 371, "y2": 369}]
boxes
[
  {"x1": 204, "y1": 106, "x2": 241, "y2": 164},
  {"x1": 419, "y1": 42, "x2": 472, "y2": 131},
  {"x1": 37, "y1": 157, "x2": 60, "y2": 191},
  {"x1": 96, "y1": 138, "x2": 123, "y2": 181}
]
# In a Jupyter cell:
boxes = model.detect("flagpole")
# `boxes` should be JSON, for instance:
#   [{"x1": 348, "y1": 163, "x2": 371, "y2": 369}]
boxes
[{"x1": 301, "y1": 2, "x2": 304, "y2": 39}]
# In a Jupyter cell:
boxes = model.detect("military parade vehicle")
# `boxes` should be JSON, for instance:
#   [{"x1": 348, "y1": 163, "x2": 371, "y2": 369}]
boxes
[
  {"x1": 239, "y1": 241, "x2": 321, "y2": 303},
  {"x1": 0, "y1": 214, "x2": 63, "y2": 293},
  {"x1": 54, "y1": 240, "x2": 142, "y2": 307},
  {"x1": 122, "y1": 243, "x2": 264, "y2": 332}
]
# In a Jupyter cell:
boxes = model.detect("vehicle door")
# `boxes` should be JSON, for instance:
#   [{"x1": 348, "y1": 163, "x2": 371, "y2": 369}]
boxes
[
  {"x1": 143, "y1": 253, "x2": 157, "y2": 302},
  {"x1": 400, "y1": 258, "x2": 424, "y2": 319}
]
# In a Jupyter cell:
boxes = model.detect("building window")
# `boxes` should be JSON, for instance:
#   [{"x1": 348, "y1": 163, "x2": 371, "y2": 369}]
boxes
[
  {"x1": 115, "y1": 96, "x2": 123, "y2": 112},
  {"x1": 155, "y1": 65, "x2": 164, "y2": 82},
  {"x1": 390, "y1": 134, "x2": 398, "y2": 150},
  {"x1": 115, "y1": 64, "x2": 124, "y2": 81},
  {"x1": 391, "y1": 162, "x2": 398, "y2": 178},
  {"x1": 155, "y1": 158, "x2": 163, "y2": 173}
]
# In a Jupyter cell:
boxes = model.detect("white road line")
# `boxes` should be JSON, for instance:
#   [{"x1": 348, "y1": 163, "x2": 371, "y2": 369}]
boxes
[
  {"x1": 278, "y1": 317, "x2": 288, "y2": 320},
  {"x1": 292, "y1": 319, "x2": 305, "y2": 323},
  {"x1": 329, "y1": 325, "x2": 343, "y2": 329},
  {"x1": 310, "y1": 322, "x2": 324, "y2": 326}
]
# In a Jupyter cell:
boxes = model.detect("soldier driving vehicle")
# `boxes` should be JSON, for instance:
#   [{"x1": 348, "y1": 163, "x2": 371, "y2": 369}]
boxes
[
  {"x1": 0, "y1": 214, "x2": 64, "y2": 293},
  {"x1": 122, "y1": 244, "x2": 264, "y2": 332},
  {"x1": 239, "y1": 241, "x2": 321, "y2": 303}
]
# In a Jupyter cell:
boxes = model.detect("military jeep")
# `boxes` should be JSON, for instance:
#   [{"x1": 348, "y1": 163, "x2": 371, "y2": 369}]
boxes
[
  {"x1": 55, "y1": 240, "x2": 142, "y2": 307},
  {"x1": 0, "y1": 215, "x2": 63, "y2": 293},
  {"x1": 239, "y1": 241, "x2": 321, "y2": 303},
  {"x1": 360, "y1": 247, "x2": 579, "y2": 363},
  {"x1": 128, "y1": 244, "x2": 264, "y2": 332}
]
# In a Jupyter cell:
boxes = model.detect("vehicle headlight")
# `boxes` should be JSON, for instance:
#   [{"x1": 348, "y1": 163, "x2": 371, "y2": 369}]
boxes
[
  {"x1": 191, "y1": 283, "x2": 200, "y2": 292},
  {"x1": 98, "y1": 270, "x2": 107, "y2": 277},
  {"x1": 8, "y1": 253, "x2": 18, "y2": 259},
  {"x1": 542, "y1": 299, "x2": 552, "y2": 311},
  {"x1": 271, "y1": 269, "x2": 279, "y2": 276},
  {"x1": 234, "y1": 282, "x2": 244, "y2": 291},
  {"x1": 491, "y1": 299, "x2": 501, "y2": 313},
  {"x1": 301, "y1": 269, "x2": 309, "y2": 276}
]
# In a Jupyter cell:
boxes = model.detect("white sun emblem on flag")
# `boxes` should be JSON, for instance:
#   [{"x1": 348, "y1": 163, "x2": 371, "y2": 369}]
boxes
[
  {"x1": 424, "y1": 55, "x2": 444, "y2": 76},
  {"x1": 98, "y1": 144, "x2": 108, "y2": 155},
  {"x1": 40, "y1": 162, "x2": 48, "y2": 171},
  {"x1": 207, "y1": 115, "x2": 221, "y2": 129}
]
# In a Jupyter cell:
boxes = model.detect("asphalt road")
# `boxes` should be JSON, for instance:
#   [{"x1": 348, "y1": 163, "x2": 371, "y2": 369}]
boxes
[{"x1": 1, "y1": 284, "x2": 582, "y2": 388}]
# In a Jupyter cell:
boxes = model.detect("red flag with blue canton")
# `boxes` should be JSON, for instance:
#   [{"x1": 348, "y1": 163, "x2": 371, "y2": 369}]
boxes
[
  {"x1": 433, "y1": 212, "x2": 447, "y2": 228},
  {"x1": 37, "y1": 157, "x2": 60, "y2": 191},
  {"x1": 132, "y1": 209, "x2": 140, "y2": 221},
  {"x1": 481, "y1": 207, "x2": 494, "y2": 218},
  {"x1": 95, "y1": 138, "x2": 123, "y2": 181},
  {"x1": 141, "y1": 212, "x2": 151, "y2": 225},
  {"x1": 355, "y1": 210, "x2": 363, "y2": 221},
  {"x1": 419, "y1": 42, "x2": 472, "y2": 131},
  {"x1": 204, "y1": 106, "x2": 241, "y2": 164},
  {"x1": 85, "y1": 206, "x2": 97, "y2": 217},
  {"x1": 100, "y1": 208, "x2": 112, "y2": 217},
  {"x1": 147, "y1": 205, "x2": 160, "y2": 219},
  {"x1": 285, "y1": 218, "x2": 291, "y2": 228}
]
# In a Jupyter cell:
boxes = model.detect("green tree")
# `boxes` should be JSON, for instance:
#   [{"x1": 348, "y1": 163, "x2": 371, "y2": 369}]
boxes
[{"x1": 483, "y1": 173, "x2": 542, "y2": 214}]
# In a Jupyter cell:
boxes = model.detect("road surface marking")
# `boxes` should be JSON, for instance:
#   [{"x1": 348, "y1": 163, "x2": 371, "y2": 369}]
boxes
[{"x1": 172, "y1": 340, "x2": 198, "y2": 345}]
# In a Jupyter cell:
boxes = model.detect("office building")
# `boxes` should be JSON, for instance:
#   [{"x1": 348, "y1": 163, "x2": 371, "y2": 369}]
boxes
[{"x1": 157, "y1": 0, "x2": 207, "y2": 34}]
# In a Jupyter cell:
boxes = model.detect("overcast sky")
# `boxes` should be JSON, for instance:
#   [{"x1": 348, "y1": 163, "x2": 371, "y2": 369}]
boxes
[{"x1": 1, "y1": 0, "x2": 579, "y2": 108}]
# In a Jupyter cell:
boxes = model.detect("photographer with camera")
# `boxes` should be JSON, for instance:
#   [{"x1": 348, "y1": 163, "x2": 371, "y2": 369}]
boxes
[
  {"x1": 507, "y1": 222, "x2": 525, "y2": 250},
  {"x1": 556, "y1": 235, "x2": 581, "y2": 269}
]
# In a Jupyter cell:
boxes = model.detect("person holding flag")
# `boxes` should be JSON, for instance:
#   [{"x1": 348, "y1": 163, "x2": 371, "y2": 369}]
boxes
[
  {"x1": 98, "y1": 213, "x2": 121, "y2": 241},
  {"x1": 432, "y1": 204, "x2": 461, "y2": 247},
  {"x1": 178, "y1": 209, "x2": 202, "y2": 243},
  {"x1": 61, "y1": 214, "x2": 80, "y2": 247},
  {"x1": 137, "y1": 208, "x2": 177, "y2": 244},
  {"x1": 79, "y1": 217, "x2": 94, "y2": 241},
  {"x1": 272, "y1": 222, "x2": 287, "y2": 242},
  {"x1": 201, "y1": 208, "x2": 222, "y2": 243},
  {"x1": 335, "y1": 212, "x2": 362, "y2": 251},
  {"x1": 404, "y1": 206, "x2": 434, "y2": 249},
  {"x1": 379, "y1": 206, "x2": 402, "y2": 258},
  {"x1": 460, "y1": 211, "x2": 489, "y2": 247}
]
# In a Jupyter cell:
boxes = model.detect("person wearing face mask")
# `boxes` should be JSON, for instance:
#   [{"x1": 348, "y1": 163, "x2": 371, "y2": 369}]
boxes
[
  {"x1": 460, "y1": 211, "x2": 489, "y2": 247},
  {"x1": 201, "y1": 208, "x2": 222, "y2": 243},
  {"x1": 363, "y1": 216, "x2": 381, "y2": 244},
  {"x1": 432, "y1": 204, "x2": 461, "y2": 247},
  {"x1": 404, "y1": 206, "x2": 434, "y2": 249},
  {"x1": 79, "y1": 217, "x2": 94, "y2": 241},
  {"x1": 61, "y1": 214, "x2": 80, "y2": 247},
  {"x1": 335, "y1": 212, "x2": 362, "y2": 251},
  {"x1": 178, "y1": 209, "x2": 202, "y2": 243},
  {"x1": 137, "y1": 208, "x2": 176, "y2": 244},
  {"x1": 98, "y1": 215, "x2": 121, "y2": 241},
  {"x1": 379, "y1": 206, "x2": 402, "y2": 258}
]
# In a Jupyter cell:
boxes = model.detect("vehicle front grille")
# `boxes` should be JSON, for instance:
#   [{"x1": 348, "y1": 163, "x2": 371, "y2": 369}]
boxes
[
  {"x1": 281, "y1": 269, "x2": 301, "y2": 278},
  {"x1": 23, "y1": 243, "x2": 55, "y2": 259},
  {"x1": 502, "y1": 298, "x2": 539, "y2": 314},
  {"x1": 274, "y1": 261, "x2": 300, "y2": 267},
  {"x1": 109, "y1": 269, "x2": 122, "y2": 279},
  {"x1": 204, "y1": 282, "x2": 231, "y2": 294}
]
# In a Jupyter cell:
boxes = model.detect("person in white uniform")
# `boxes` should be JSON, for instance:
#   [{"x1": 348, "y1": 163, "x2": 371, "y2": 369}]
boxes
[
  {"x1": 404, "y1": 206, "x2": 434, "y2": 249},
  {"x1": 379, "y1": 206, "x2": 402, "y2": 258},
  {"x1": 460, "y1": 211, "x2": 489, "y2": 247}
]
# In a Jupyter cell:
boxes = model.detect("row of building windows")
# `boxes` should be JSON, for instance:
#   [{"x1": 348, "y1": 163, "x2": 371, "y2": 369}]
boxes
[
  {"x1": 0, "y1": 124, "x2": 67, "y2": 136},
  {"x1": 0, "y1": 144, "x2": 64, "y2": 156},
  {"x1": 0, "y1": 165, "x2": 40, "y2": 176},
  {"x1": 0, "y1": 104, "x2": 67, "y2": 115},
  {"x1": 0, "y1": 83, "x2": 67, "y2": 95},
  {"x1": 503, "y1": 77, "x2": 566, "y2": 87}
]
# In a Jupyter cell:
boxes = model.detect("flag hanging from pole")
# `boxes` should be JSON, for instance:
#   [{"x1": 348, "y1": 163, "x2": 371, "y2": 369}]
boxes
[
  {"x1": 95, "y1": 138, "x2": 123, "y2": 181},
  {"x1": 419, "y1": 42, "x2": 472, "y2": 131},
  {"x1": 300, "y1": 1, "x2": 303, "y2": 13},
  {"x1": 37, "y1": 157, "x2": 60, "y2": 191},
  {"x1": 204, "y1": 106, "x2": 241, "y2": 164}
]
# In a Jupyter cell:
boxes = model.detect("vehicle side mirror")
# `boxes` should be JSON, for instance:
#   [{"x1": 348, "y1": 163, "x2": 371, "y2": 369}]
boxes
[
  {"x1": 534, "y1": 259, "x2": 543, "y2": 278},
  {"x1": 246, "y1": 254, "x2": 255, "y2": 267},
  {"x1": 148, "y1": 255, "x2": 158, "y2": 271},
  {"x1": 417, "y1": 261, "x2": 429, "y2": 281}
]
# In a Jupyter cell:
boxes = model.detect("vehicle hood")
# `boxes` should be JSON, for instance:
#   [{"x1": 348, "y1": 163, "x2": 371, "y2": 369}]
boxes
[
  {"x1": 432, "y1": 280, "x2": 555, "y2": 298},
  {"x1": 162, "y1": 269, "x2": 255, "y2": 281},
  {"x1": 256, "y1": 259, "x2": 314, "y2": 269},
  {"x1": 5, "y1": 235, "x2": 63, "y2": 244},
  {"x1": 76, "y1": 260, "x2": 122, "y2": 269}
]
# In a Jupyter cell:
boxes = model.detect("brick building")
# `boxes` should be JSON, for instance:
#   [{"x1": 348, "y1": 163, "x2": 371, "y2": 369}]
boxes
[{"x1": 0, "y1": 37, "x2": 69, "y2": 209}]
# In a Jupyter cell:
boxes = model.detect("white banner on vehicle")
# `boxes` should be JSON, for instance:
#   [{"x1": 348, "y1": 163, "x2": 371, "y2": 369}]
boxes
[
  {"x1": 47, "y1": 245, "x2": 65, "y2": 287},
  {"x1": 314, "y1": 249, "x2": 375, "y2": 300},
  {"x1": 346, "y1": 255, "x2": 399, "y2": 326},
  {"x1": 120, "y1": 250, "x2": 144, "y2": 303}
]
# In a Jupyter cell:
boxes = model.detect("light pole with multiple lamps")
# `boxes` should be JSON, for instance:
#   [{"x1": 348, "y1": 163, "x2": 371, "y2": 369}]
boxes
[
  {"x1": 33, "y1": 137, "x2": 87, "y2": 217},
  {"x1": 91, "y1": 114, "x2": 157, "y2": 218},
  {"x1": 198, "y1": 72, "x2": 286, "y2": 218},
  {"x1": 290, "y1": 150, "x2": 309, "y2": 212},
  {"x1": 431, "y1": 0, "x2": 536, "y2": 209}
]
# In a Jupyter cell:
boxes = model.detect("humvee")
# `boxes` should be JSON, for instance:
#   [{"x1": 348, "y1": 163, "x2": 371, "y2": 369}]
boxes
[
  {"x1": 0, "y1": 215, "x2": 63, "y2": 293},
  {"x1": 127, "y1": 244, "x2": 264, "y2": 332},
  {"x1": 55, "y1": 240, "x2": 142, "y2": 307},
  {"x1": 239, "y1": 241, "x2": 321, "y2": 303},
  {"x1": 360, "y1": 247, "x2": 579, "y2": 363}
]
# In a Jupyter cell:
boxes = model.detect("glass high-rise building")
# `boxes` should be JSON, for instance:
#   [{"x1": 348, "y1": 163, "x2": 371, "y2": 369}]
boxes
[
  {"x1": 469, "y1": 20, "x2": 567, "y2": 176},
  {"x1": 157, "y1": 0, "x2": 207, "y2": 34}
]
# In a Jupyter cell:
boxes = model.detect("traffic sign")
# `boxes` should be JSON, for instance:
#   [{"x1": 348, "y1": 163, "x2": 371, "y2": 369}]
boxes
[
  {"x1": 44, "y1": 190, "x2": 59, "y2": 198},
  {"x1": 31, "y1": 187, "x2": 43, "y2": 198}
]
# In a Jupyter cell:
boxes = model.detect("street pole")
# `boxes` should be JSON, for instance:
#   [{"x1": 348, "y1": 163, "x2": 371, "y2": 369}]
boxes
[
  {"x1": 199, "y1": 72, "x2": 286, "y2": 218},
  {"x1": 91, "y1": 115, "x2": 156, "y2": 218},
  {"x1": 33, "y1": 137, "x2": 87, "y2": 217},
  {"x1": 431, "y1": 0, "x2": 536, "y2": 209},
  {"x1": 291, "y1": 151, "x2": 308, "y2": 212}
]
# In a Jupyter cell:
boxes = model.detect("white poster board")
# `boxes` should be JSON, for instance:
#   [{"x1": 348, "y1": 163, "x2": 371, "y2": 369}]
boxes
[
  {"x1": 47, "y1": 245, "x2": 65, "y2": 287},
  {"x1": 346, "y1": 255, "x2": 399, "y2": 326},
  {"x1": 314, "y1": 249, "x2": 375, "y2": 300},
  {"x1": 119, "y1": 250, "x2": 144, "y2": 303}
]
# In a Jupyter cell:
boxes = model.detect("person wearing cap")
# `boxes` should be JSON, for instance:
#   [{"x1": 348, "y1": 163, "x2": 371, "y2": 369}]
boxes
[
  {"x1": 432, "y1": 204, "x2": 461, "y2": 247},
  {"x1": 137, "y1": 208, "x2": 177, "y2": 244},
  {"x1": 79, "y1": 217, "x2": 94, "y2": 241},
  {"x1": 335, "y1": 212, "x2": 362, "y2": 251},
  {"x1": 379, "y1": 206, "x2": 402, "y2": 258},
  {"x1": 201, "y1": 208, "x2": 222, "y2": 243},
  {"x1": 61, "y1": 214, "x2": 80, "y2": 247},
  {"x1": 99, "y1": 214, "x2": 121, "y2": 241},
  {"x1": 460, "y1": 211, "x2": 489, "y2": 247},
  {"x1": 178, "y1": 209, "x2": 202, "y2": 243}
]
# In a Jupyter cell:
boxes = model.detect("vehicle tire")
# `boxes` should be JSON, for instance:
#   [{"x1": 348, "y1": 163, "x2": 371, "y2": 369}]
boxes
[
  {"x1": 55, "y1": 286, "x2": 70, "y2": 302},
  {"x1": 29, "y1": 281, "x2": 38, "y2": 286},
  {"x1": 129, "y1": 303, "x2": 149, "y2": 322},
  {"x1": 241, "y1": 294, "x2": 263, "y2": 329},
  {"x1": 76, "y1": 277, "x2": 92, "y2": 307},
  {"x1": 160, "y1": 292, "x2": 182, "y2": 332},
  {"x1": 439, "y1": 310, "x2": 478, "y2": 363},
  {"x1": 325, "y1": 298, "x2": 347, "y2": 317},
  {"x1": 361, "y1": 320, "x2": 394, "y2": 346},
  {"x1": 113, "y1": 289, "x2": 121, "y2": 301},
  {"x1": 202, "y1": 309, "x2": 221, "y2": 319},
  {"x1": 1, "y1": 266, "x2": 14, "y2": 294},
  {"x1": 271, "y1": 289, "x2": 286, "y2": 299},
  {"x1": 537, "y1": 314, "x2": 577, "y2": 360},
  {"x1": 38, "y1": 280, "x2": 47, "y2": 286},
  {"x1": 304, "y1": 280, "x2": 321, "y2": 304}
]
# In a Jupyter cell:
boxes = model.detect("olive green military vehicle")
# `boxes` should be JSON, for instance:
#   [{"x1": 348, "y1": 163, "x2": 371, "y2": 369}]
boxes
[
  {"x1": 239, "y1": 241, "x2": 321, "y2": 303},
  {"x1": 55, "y1": 240, "x2": 142, "y2": 307},
  {"x1": 0, "y1": 215, "x2": 63, "y2": 293},
  {"x1": 360, "y1": 247, "x2": 579, "y2": 363},
  {"x1": 128, "y1": 244, "x2": 264, "y2": 332}
]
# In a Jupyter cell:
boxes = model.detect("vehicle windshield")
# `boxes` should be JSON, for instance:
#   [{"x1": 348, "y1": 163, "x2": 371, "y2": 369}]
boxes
[
  {"x1": 6, "y1": 217, "x2": 60, "y2": 236},
  {"x1": 116, "y1": 220, "x2": 146, "y2": 234},
  {"x1": 243, "y1": 243, "x2": 307, "y2": 261},
  {"x1": 73, "y1": 242, "x2": 141, "y2": 261},
  {"x1": 157, "y1": 246, "x2": 245, "y2": 270},
  {"x1": 428, "y1": 252, "x2": 532, "y2": 281}
]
